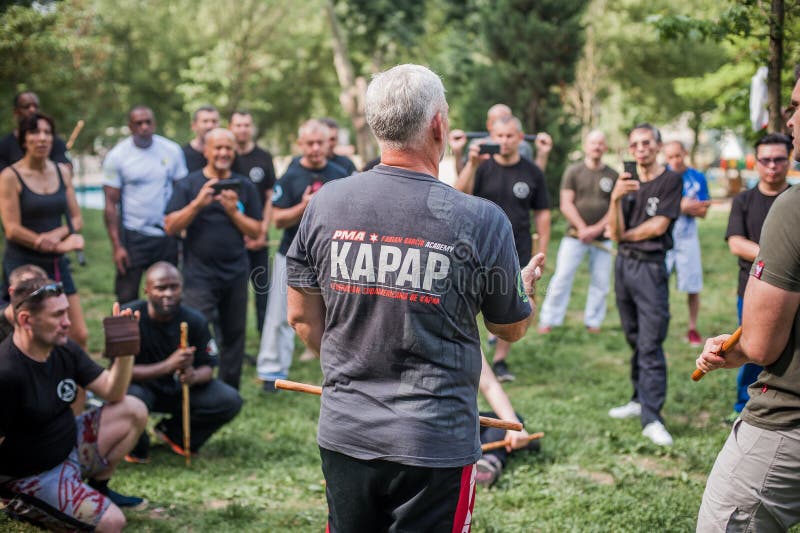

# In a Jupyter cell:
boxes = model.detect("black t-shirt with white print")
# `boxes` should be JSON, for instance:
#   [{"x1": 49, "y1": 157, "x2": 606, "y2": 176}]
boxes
[
  {"x1": 232, "y1": 145, "x2": 276, "y2": 205},
  {"x1": 286, "y1": 164, "x2": 531, "y2": 468},
  {"x1": 0, "y1": 337, "x2": 104, "y2": 478},
  {"x1": 620, "y1": 170, "x2": 682, "y2": 254},
  {"x1": 473, "y1": 157, "x2": 550, "y2": 263}
]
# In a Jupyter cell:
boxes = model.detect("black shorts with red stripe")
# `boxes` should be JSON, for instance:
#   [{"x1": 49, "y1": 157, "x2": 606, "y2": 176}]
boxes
[{"x1": 320, "y1": 447, "x2": 476, "y2": 533}]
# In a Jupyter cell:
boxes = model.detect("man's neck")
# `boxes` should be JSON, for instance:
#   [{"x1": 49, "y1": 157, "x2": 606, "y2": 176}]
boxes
[
  {"x1": 132, "y1": 135, "x2": 154, "y2": 149},
  {"x1": 379, "y1": 147, "x2": 439, "y2": 178},
  {"x1": 203, "y1": 166, "x2": 230, "y2": 180},
  {"x1": 584, "y1": 157, "x2": 603, "y2": 170},
  {"x1": 299, "y1": 157, "x2": 326, "y2": 170},
  {"x1": 758, "y1": 180, "x2": 789, "y2": 196},
  {"x1": 148, "y1": 304, "x2": 175, "y2": 323},
  {"x1": 638, "y1": 162, "x2": 664, "y2": 182},
  {"x1": 190, "y1": 138, "x2": 204, "y2": 152},
  {"x1": 236, "y1": 140, "x2": 255, "y2": 155},
  {"x1": 12, "y1": 330, "x2": 51, "y2": 362},
  {"x1": 493, "y1": 152, "x2": 521, "y2": 167}
]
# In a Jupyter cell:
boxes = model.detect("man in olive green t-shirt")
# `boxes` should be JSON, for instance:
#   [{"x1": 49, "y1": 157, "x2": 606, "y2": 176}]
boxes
[
  {"x1": 694, "y1": 76, "x2": 800, "y2": 532},
  {"x1": 539, "y1": 130, "x2": 617, "y2": 333}
]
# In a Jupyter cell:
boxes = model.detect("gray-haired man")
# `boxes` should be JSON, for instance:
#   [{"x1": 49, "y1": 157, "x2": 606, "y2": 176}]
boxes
[{"x1": 285, "y1": 64, "x2": 544, "y2": 532}]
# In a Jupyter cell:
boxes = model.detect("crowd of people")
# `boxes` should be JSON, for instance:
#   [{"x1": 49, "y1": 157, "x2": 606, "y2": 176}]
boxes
[{"x1": 0, "y1": 62, "x2": 798, "y2": 532}]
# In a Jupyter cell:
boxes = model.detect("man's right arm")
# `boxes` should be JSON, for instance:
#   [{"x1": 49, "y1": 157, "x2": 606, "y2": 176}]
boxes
[
  {"x1": 132, "y1": 347, "x2": 195, "y2": 381},
  {"x1": 273, "y1": 185, "x2": 312, "y2": 229},
  {"x1": 454, "y1": 143, "x2": 482, "y2": 195}
]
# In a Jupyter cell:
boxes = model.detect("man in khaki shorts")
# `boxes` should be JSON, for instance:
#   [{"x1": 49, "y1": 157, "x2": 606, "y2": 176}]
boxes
[{"x1": 693, "y1": 71, "x2": 800, "y2": 532}]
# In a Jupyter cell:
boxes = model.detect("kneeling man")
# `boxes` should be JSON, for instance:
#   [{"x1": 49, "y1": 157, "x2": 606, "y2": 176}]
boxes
[
  {"x1": 125, "y1": 262, "x2": 242, "y2": 460},
  {"x1": 0, "y1": 279, "x2": 146, "y2": 532}
]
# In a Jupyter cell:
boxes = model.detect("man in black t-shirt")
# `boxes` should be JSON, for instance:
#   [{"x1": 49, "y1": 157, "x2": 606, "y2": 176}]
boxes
[
  {"x1": 182, "y1": 105, "x2": 220, "y2": 172},
  {"x1": 606, "y1": 123, "x2": 682, "y2": 446},
  {"x1": 0, "y1": 278, "x2": 147, "y2": 530},
  {"x1": 256, "y1": 119, "x2": 347, "y2": 390},
  {"x1": 725, "y1": 133, "x2": 792, "y2": 416},
  {"x1": 286, "y1": 64, "x2": 543, "y2": 532},
  {"x1": 165, "y1": 128, "x2": 263, "y2": 390},
  {"x1": 124, "y1": 262, "x2": 242, "y2": 461},
  {"x1": 0, "y1": 91, "x2": 71, "y2": 171},
  {"x1": 230, "y1": 111, "x2": 277, "y2": 334},
  {"x1": 320, "y1": 117, "x2": 357, "y2": 175},
  {"x1": 456, "y1": 115, "x2": 551, "y2": 382}
]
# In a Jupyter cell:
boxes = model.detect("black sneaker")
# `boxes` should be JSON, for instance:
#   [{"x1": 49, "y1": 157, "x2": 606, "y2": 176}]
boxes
[
  {"x1": 262, "y1": 380, "x2": 278, "y2": 393},
  {"x1": 475, "y1": 455, "x2": 503, "y2": 486},
  {"x1": 493, "y1": 360, "x2": 515, "y2": 382},
  {"x1": 88, "y1": 479, "x2": 147, "y2": 510}
]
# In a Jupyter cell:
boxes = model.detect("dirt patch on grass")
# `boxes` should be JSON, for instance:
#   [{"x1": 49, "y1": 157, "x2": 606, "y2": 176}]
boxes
[
  {"x1": 622, "y1": 456, "x2": 705, "y2": 482},
  {"x1": 577, "y1": 468, "x2": 615, "y2": 485}
]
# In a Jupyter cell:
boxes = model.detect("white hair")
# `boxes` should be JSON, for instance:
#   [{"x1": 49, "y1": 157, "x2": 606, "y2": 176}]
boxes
[
  {"x1": 365, "y1": 64, "x2": 447, "y2": 150},
  {"x1": 298, "y1": 119, "x2": 329, "y2": 140}
]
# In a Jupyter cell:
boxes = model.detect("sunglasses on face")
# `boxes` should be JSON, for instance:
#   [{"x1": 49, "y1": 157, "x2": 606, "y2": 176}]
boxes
[
  {"x1": 14, "y1": 282, "x2": 64, "y2": 310},
  {"x1": 756, "y1": 157, "x2": 789, "y2": 166}
]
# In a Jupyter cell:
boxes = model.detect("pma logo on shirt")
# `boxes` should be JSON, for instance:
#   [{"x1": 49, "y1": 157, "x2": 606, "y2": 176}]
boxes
[
  {"x1": 57, "y1": 379, "x2": 77, "y2": 402},
  {"x1": 512, "y1": 182, "x2": 530, "y2": 199}
]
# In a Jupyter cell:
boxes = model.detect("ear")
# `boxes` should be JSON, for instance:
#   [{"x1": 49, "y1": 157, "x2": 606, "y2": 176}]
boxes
[{"x1": 431, "y1": 112, "x2": 445, "y2": 142}]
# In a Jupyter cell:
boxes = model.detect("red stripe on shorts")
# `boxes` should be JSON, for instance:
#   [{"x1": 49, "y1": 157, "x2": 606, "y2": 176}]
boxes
[{"x1": 451, "y1": 463, "x2": 476, "y2": 533}]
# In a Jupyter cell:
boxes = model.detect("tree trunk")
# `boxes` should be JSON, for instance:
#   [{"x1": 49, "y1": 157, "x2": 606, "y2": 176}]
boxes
[
  {"x1": 767, "y1": 0, "x2": 784, "y2": 133},
  {"x1": 324, "y1": 0, "x2": 376, "y2": 162}
]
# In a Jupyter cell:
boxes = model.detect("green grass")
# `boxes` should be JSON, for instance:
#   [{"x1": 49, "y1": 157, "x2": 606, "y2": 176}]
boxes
[{"x1": 2, "y1": 207, "x2": 796, "y2": 532}]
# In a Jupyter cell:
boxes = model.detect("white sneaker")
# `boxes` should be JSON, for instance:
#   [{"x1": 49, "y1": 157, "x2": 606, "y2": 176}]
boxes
[
  {"x1": 642, "y1": 421, "x2": 673, "y2": 446},
  {"x1": 608, "y1": 401, "x2": 641, "y2": 419}
]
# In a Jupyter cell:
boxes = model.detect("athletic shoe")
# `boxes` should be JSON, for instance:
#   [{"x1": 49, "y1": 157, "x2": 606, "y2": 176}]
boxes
[
  {"x1": 475, "y1": 455, "x2": 503, "y2": 487},
  {"x1": 608, "y1": 401, "x2": 641, "y2": 419},
  {"x1": 493, "y1": 360, "x2": 515, "y2": 382},
  {"x1": 262, "y1": 380, "x2": 278, "y2": 394},
  {"x1": 687, "y1": 329, "x2": 703, "y2": 346},
  {"x1": 586, "y1": 326, "x2": 601, "y2": 334},
  {"x1": 487, "y1": 334, "x2": 498, "y2": 346},
  {"x1": 88, "y1": 479, "x2": 147, "y2": 510},
  {"x1": 154, "y1": 424, "x2": 194, "y2": 458},
  {"x1": 642, "y1": 421, "x2": 673, "y2": 446},
  {"x1": 299, "y1": 349, "x2": 316, "y2": 362},
  {"x1": 537, "y1": 326, "x2": 552, "y2": 334}
]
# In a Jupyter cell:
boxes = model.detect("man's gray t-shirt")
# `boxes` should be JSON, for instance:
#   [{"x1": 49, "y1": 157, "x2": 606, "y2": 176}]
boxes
[
  {"x1": 286, "y1": 165, "x2": 531, "y2": 468},
  {"x1": 102, "y1": 135, "x2": 188, "y2": 236}
]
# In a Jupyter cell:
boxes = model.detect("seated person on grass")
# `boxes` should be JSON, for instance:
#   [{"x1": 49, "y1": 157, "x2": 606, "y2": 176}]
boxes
[
  {"x1": 0, "y1": 278, "x2": 146, "y2": 532},
  {"x1": 476, "y1": 351, "x2": 541, "y2": 486},
  {"x1": 125, "y1": 262, "x2": 242, "y2": 461}
]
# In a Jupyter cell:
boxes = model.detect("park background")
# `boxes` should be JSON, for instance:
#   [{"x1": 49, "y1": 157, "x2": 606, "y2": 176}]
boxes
[{"x1": 2, "y1": 0, "x2": 800, "y2": 531}]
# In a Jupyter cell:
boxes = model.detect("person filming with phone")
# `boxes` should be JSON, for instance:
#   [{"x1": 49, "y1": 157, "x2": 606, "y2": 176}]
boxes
[
  {"x1": 164, "y1": 128, "x2": 262, "y2": 390},
  {"x1": 606, "y1": 123, "x2": 682, "y2": 446},
  {"x1": 455, "y1": 115, "x2": 550, "y2": 383}
]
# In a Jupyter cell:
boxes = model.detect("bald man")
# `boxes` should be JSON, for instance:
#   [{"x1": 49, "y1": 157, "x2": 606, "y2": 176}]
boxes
[
  {"x1": 539, "y1": 131, "x2": 617, "y2": 333},
  {"x1": 124, "y1": 262, "x2": 242, "y2": 461},
  {"x1": 165, "y1": 128, "x2": 263, "y2": 389}
]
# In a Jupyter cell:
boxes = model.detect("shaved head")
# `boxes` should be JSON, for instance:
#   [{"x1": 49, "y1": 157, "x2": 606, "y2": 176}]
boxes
[{"x1": 145, "y1": 261, "x2": 181, "y2": 285}]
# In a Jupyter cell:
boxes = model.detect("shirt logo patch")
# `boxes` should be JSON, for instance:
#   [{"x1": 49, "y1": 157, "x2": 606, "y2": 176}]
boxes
[
  {"x1": 754, "y1": 260, "x2": 765, "y2": 279},
  {"x1": 272, "y1": 184, "x2": 283, "y2": 202},
  {"x1": 249, "y1": 167, "x2": 265, "y2": 183},
  {"x1": 599, "y1": 177, "x2": 614, "y2": 193},
  {"x1": 646, "y1": 197, "x2": 660, "y2": 217},
  {"x1": 57, "y1": 379, "x2": 77, "y2": 402},
  {"x1": 512, "y1": 182, "x2": 530, "y2": 199}
]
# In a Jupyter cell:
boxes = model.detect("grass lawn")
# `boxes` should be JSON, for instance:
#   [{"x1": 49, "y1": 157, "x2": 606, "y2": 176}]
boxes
[{"x1": 2, "y1": 205, "x2": 796, "y2": 532}]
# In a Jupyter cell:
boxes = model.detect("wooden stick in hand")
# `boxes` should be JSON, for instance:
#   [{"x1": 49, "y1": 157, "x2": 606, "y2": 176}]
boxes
[
  {"x1": 274, "y1": 379, "x2": 523, "y2": 430},
  {"x1": 481, "y1": 432, "x2": 544, "y2": 452},
  {"x1": 691, "y1": 326, "x2": 743, "y2": 382},
  {"x1": 180, "y1": 321, "x2": 191, "y2": 466}
]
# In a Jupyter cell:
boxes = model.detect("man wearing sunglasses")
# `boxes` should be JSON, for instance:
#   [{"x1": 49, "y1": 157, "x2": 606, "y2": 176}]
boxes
[
  {"x1": 0, "y1": 279, "x2": 147, "y2": 531},
  {"x1": 724, "y1": 132, "x2": 792, "y2": 419}
]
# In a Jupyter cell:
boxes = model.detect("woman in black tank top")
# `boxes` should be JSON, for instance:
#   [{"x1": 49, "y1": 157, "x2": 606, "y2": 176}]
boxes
[{"x1": 0, "y1": 113, "x2": 88, "y2": 349}]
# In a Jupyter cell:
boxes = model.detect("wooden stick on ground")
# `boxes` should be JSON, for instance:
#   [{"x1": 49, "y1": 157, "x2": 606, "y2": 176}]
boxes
[
  {"x1": 566, "y1": 229, "x2": 617, "y2": 256},
  {"x1": 274, "y1": 379, "x2": 524, "y2": 431},
  {"x1": 66, "y1": 119, "x2": 85, "y2": 151},
  {"x1": 691, "y1": 326, "x2": 742, "y2": 382},
  {"x1": 481, "y1": 432, "x2": 544, "y2": 452},
  {"x1": 180, "y1": 321, "x2": 191, "y2": 466}
]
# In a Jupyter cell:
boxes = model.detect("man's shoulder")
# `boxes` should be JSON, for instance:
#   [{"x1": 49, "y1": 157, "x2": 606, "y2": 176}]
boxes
[
  {"x1": 105, "y1": 137, "x2": 134, "y2": 160},
  {"x1": 322, "y1": 160, "x2": 349, "y2": 179},
  {"x1": 152, "y1": 134, "x2": 182, "y2": 153},
  {"x1": 178, "y1": 304, "x2": 208, "y2": 327}
]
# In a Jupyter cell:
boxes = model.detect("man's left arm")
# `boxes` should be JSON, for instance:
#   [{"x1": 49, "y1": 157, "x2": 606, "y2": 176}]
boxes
[{"x1": 621, "y1": 173, "x2": 681, "y2": 242}]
